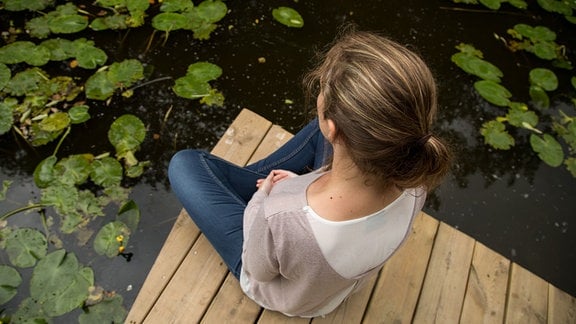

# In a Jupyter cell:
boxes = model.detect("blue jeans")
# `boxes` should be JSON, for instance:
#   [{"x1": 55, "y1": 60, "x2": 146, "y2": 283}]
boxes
[{"x1": 168, "y1": 119, "x2": 329, "y2": 279}]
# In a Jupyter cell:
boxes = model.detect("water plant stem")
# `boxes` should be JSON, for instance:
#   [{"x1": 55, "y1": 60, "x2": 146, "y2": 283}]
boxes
[
  {"x1": 53, "y1": 126, "x2": 71, "y2": 156},
  {"x1": 128, "y1": 76, "x2": 173, "y2": 91},
  {"x1": 0, "y1": 204, "x2": 48, "y2": 221}
]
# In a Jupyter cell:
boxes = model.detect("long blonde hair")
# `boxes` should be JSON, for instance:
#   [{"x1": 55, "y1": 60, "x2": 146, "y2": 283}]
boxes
[{"x1": 304, "y1": 29, "x2": 452, "y2": 190}]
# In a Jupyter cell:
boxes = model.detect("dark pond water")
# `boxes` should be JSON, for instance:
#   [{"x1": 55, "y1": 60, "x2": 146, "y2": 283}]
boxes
[{"x1": 1, "y1": 0, "x2": 575, "y2": 318}]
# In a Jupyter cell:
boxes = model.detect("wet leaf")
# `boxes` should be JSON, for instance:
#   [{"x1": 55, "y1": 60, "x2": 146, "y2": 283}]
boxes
[
  {"x1": 90, "y1": 156, "x2": 123, "y2": 187},
  {"x1": 530, "y1": 133, "x2": 564, "y2": 167},
  {"x1": 4, "y1": 68, "x2": 47, "y2": 97},
  {"x1": 455, "y1": 43, "x2": 483, "y2": 58},
  {"x1": 474, "y1": 80, "x2": 511, "y2": 107},
  {"x1": 4, "y1": 228, "x2": 48, "y2": 268},
  {"x1": 93, "y1": 221, "x2": 130, "y2": 258},
  {"x1": 186, "y1": 62, "x2": 222, "y2": 82},
  {"x1": 0, "y1": 265, "x2": 22, "y2": 304},
  {"x1": 25, "y1": 45, "x2": 51, "y2": 66},
  {"x1": 451, "y1": 52, "x2": 503, "y2": 82},
  {"x1": 41, "y1": 184, "x2": 79, "y2": 218},
  {"x1": 0, "y1": 102, "x2": 13, "y2": 135},
  {"x1": 0, "y1": 180, "x2": 11, "y2": 201},
  {"x1": 506, "y1": 103, "x2": 538, "y2": 128},
  {"x1": 117, "y1": 200, "x2": 140, "y2": 233},
  {"x1": 3, "y1": 0, "x2": 54, "y2": 11},
  {"x1": 39, "y1": 38, "x2": 75, "y2": 61},
  {"x1": 90, "y1": 15, "x2": 128, "y2": 31},
  {"x1": 195, "y1": 0, "x2": 227, "y2": 23},
  {"x1": 173, "y1": 76, "x2": 211, "y2": 99},
  {"x1": 77, "y1": 190, "x2": 105, "y2": 218},
  {"x1": 49, "y1": 15, "x2": 89, "y2": 34},
  {"x1": 0, "y1": 41, "x2": 36, "y2": 64},
  {"x1": 532, "y1": 41, "x2": 557, "y2": 60},
  {"x1": 529, "y1": 85, "x2": 550, "y2": 110},
  {"x1": 33, "y1": 155, "x2": 57, "y2": 188},
  {"x1": 553, "y1": 119, "x2": 576, "y2": 150},
  {"x1": 125, "y1": 160, "x2": 149, "y2": 177},
  {"x1": 54, "y1": 154, "x2": 93, "y2": 186},
  {"x1": 272, "y1": 7, "x2": 304, "y2": 28},
  {"x1": 30, "y1": 250, "x2": 93, "y2": 317},
  {"x1": 512, "y1": 24, "x2": 556, "y2": 41},
  {"x1": 108, "y1": 114, "x2": 146, "y2": 154},
  {"x1": 537, "y1": 0, "x2": 573, "y2": 16},
  {"x1": 78, "y1": 295, "x2": 127, "y2": 324},
  {"x1": 107, "y1": 59, "x2": 144, "y2": 87},
  {"x1": 30, "y1": 123, "x2": 64, "y2": 146},
  {"x1": 529, "y1": 68, "x2": 558, "y2": 91},
  {"x1": 508, "y1": 0, "x2": 528, "y2": 9},
  {"x1": 69, "y1": 105, "x2": 90, "y2": 124},
  {"x1": 152, "y1": 12, "x2": 188, "y2": 31},
  {"x1": 85, "y1": 71, "x2": 116, "y2": 100},
  {"x1": 160, "y1": 0, "x2": 194, "y2": 12},
  {"x1": 38, "y1": 112, "x2": 70, "y2": 132},
  {"x1": 0, "y1": 63, "x2": 10, "y2": 91},
  {"x1": 565, "y1": 158, "x2": 576, "y2": 177},
  {"x1": 479, "y1": 0, "x2": 500, "y2": 10},
  {"x1": 480, "y1": 120, "x2": 515, "y2": 150},
  {"x1": 26, "y1": 15, "x2": 52, "y2": 38},
  {"x1": 74, "y1": 39, "x2": 108, "y2": 69},
  {"x1": 10, "y1": 297, "x2": 50, "y2": 323},
  {"x1": 200, "y1": 88, "x2": 225, "y2": 106}
]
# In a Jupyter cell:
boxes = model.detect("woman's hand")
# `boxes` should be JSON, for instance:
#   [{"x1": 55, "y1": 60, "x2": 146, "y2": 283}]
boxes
[{"x1": 256, "y1": 170, "x2": 297, "y2": 194}]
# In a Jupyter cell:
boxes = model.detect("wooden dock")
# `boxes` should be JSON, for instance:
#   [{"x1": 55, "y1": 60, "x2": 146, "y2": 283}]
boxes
[{"x1": 126, "y1": 109, "x2": 576, "y2": 323}]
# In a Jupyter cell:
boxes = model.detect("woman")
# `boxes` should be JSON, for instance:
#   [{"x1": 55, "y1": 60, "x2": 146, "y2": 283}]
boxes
[{"x1": 168, "y1": 29, "x2": 452, "y2": 317}]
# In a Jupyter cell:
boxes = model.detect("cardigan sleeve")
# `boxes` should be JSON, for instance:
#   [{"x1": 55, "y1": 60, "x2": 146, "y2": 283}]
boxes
[{"x1": 242, "y1": 190, "x2": 280, "y2": 282}]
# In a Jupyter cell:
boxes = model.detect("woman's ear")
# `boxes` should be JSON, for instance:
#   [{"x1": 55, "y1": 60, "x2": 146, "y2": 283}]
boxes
[{"x1": 326, "y1": 119, "x2": 337, "y2": 143}]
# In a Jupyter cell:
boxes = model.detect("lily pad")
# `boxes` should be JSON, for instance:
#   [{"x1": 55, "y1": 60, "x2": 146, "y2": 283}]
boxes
[
  {"x1": 480, "y1": 120, "x2": 515, "y2": 150},
  {"x1": 195, "y1": 0, "x2": 228, "y2": 23},
  {"x1": 30, "y1": 249, "x2": 93, "y2": 317},
  {"x1": 4, "y1": 228, "x2": 48, "y2": 268},
  {"x1": 0, "y1": 63, "x2": 10, "y2": 91},
  {"x1": 159, "y1": 0, "x2": 194, "y2": 12},
  {"x1": 108, "y1": 114, "x2": 146, "y2": 154},
  {"x1": 48, "y1": 15, "x2": 89, "y2": 34},
  {"x1": 529, "y1": 68, "x2": 558, "y2": 91},
  {"x1": 451, "y1": 52, "x2": 503, "y2": 82},
  {"x1": 530, "y1": 133, "x2": 564, "y2": 167},
  {"x1": 117, "y1": 200, "x2": 140, "y2": 232},
  {"x1": 0, "y1": 102, "x2": 13, "y2": 135},
  {"x1": 38, "y1": 112, "x2": 70, "y2": 132},
  {"x1": 152, "y1": 12, "x2": 188, "y2": 31},
  {"x1": 4, "y1": 68, "x2": 48, "y2": 97},
  {"x1": 0, "y1": 41, "x2": 36, "y2": 64},
  {"x1": 33, "y1": 155, "x2": 58, "y2": 188},
  {"x1": 529, "y1": 85, "x2": 550, "y2": 110},
  {"x1": 532, "y1": 41, "x2": 557, "y2": 60},
  {"x1": 69, "y1": 105, "x2": 90, "y2": 124},
  {"x1": 474, "y1": 80, "x2": 512, "y2": 107},
  {"x1": 0, "y1": 265, "x2": 22, "y2": 304},
  {"x1": 3, "y1": 0, "x2": 55, "y2": 11},
  {"x1": 186, "y1": 62, "x2": 222, "y2": 82},
  {"x1": 90, "y1": 156, "x2": 123, "y2": 187},
  {"x1": 565, "y1": 158, "x2": 576, "y2": 177},
  {"x1": 173, "y1": 76, "x2": 212, "y2": 99},
  {"x1": 74, "y1": 39, "x2": 108, "y2": 69},
  {"x1": 506, "y1": 103, "x2": 538, "y2": 128},
  {"x1": 107, "y1": 59, "x2": 144, "y2": 87},
  {"x1": 85, "y1": 71, "x2": 116, "y2": 100},
  {"x1": 54, "y1": 154, "x2": 93, "y2": 186},
  {"x1": 78, "y1": 295, "x2": 127, "y2": 324},
  {"x1": 93, "y1": 221, "x2": 131, "y2": 258},
  {"x1": 479, "y1": 0, "x2": 500, "y2": 10},
  {"x1": 39, "y1": 38, "x2": 75, "y2": 61},
  {"x1": 272, "y1": 7, "x2": 304, "y2": 28}
]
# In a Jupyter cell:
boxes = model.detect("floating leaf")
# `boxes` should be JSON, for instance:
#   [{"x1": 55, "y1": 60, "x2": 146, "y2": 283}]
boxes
[
  {"x1": 0, "y1": 265, "x2": 22, "y2": 304},
  {"x1": 107, "y1": 59, "x2": 144, "y2": 87},
  {"x1": 0, "y1": 102, "x2": 13, "y2": 135},
  {"x1": 69, "y1": 105, "x2": 90, "y2": 124},
  {"x1": 93, "y1": 221, "x2": 130, "y2": 258},
  {"x1": 195, "y1": 0, "x2": 228, "y2": 23},
  {"x1": 108, "y1": 114, "x2": 146, "y2": 154},
  {"x1": 480, "y1": 120, "x2": 515, "y2": 150},
  {"x1": 78, "y1": 295, "x2": 127, "y2": 324},
  {"x1": 272, "y1": 7, "x2": 304, "y2": 28},
  {"x1": 173, "y1": 76, "x2": 211, "y2": 99},
  {"x1": 3, "y1": 0, "x2": 55, "y2": 11},
  {"x1": 529, "y1": 68, "x2": 558, "y2": 91},
  {"x1": 41, "y1": 184, "x2": 80, "y2": 220},
  {"x1": 201, "y1": 88, "x2": 225, "y2": 106},
  {"x1": 451, "y1": 52, "x2": 503, "y2": 82},
  {"x1": 479, "y1": 0, "x2": 500, "y2": 10},
  {"x1": 507, "y1": 103, "x2": 538, "y2": 128},
  {"x1": 26, "y1": 45, "x2": 51, "y2": 66},
  {"x1": 455, "y1": 43, "x2": 483, "y2": 58},
  {"x1": 90, "y1": 156, "x2": 123, "y2": 187},
  {"x1": 9, "y1": 297, "x2": 49, "y2": 323},
  {"x1": 38, "y1": 112, "x2": 70, "y2": 132},
  {"x1": 186, "y1": 62, "x2": 222, "y2": 82},
  {"x1": 532, "y1": 41, "x2": 557, "y2": 60},
  {"x1": 30, "y1": 250, "x2": 93, "y2": 317},
  {"x1": 530, "y1": 133, "x2": 564, "y2": 167},
  {"x1": 90, "y1": 15, "x2": 129, "y2": 31},
  {"x1": 566, "y1": 158, "x2": 576, "y2": 177},
  {"x1": 152, "y1": 12, "x2": 188, "y2": 31},
  {"x1": 117, "y1": 200, "x2": 140, "y2": 233},
  {"x1": 4, "y1": 228, "x2": 48, "y2": 268},
  {"x1": 4, "y1": 68, "x2": 47, "y2": 97},
  {"x1": 33, "y1": 155, "x2": 57, "y2": 188},
  {"x1": 74, "y1": 39, "x2": 108, "y2": 69},
  {"x1": 0, "y1": 63, "x2": 10, "y2": 91},
  {"x1": 85, "y1": 71, "x2": 116, "y2": 100},
  {"x1": 512, "y1": 24, "x2": 556, "y2": 41},
  {"x1": 0, "y1": 41, "x2": 36, "y2": 64},
  {"x1": 48, "y1": 15, "x2": 89, "y2": 34},
  {"x1": 0, "y1": 180, "x2": 12, "y2": 201},
  {"x1": 160, "y1": 0, "x2": 194, "y2": 12},
  {"x1": 537, "y1": 0, "x2": 573, "y2": 16},
  {"x1": 529, "y1": 85, "x2": 550, "y2": 110},
  {"x1": 474, "y1": 80, "x2": 512, "y2": 107},
  {"x1": 54, "y1": 154, "x2": 93, "y2": 186}
]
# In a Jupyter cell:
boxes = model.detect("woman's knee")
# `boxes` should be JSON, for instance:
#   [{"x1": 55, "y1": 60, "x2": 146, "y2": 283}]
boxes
[{"x1": 168, "y1": 149, "x2": 205, "y2": 183}]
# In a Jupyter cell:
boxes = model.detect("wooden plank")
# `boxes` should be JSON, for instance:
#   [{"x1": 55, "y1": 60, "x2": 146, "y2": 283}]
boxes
[
  {"x1": 311, "y1": 274, "x2": 377, "y2": 324},
  {"x1": 248, "y1": 125, "x2": 294, "y2": 164},
  {"x1": 144, "y1": 235, "x2": 229, "y2": 323},
  {"x1": 211, "y1": 108, "x2": 273, "y2": 165},
  {"x1": 548, "y1": 284, "x2": 576, "y2": 324},
  {"x1": 125, "y1": 210, "x2": 201, "y2": 323},
  {"x1": 460, "y1": 241, "x2": 510, "y2": 324},
  {"x1": 505, "y1": 263, "x2": 548, "y2": 324},
  {"x1": 363, "y1": 212, "x2": 439, "y2": 324},
  {"x1": 257, "y1": 310, "x2": 311, "y2": 324},
  {"x1": 412, "y1": 221, "x2": 475, "y2": 323},
  {"x1": 200, "y1": 273, "x2": 262, "y2": 323}
]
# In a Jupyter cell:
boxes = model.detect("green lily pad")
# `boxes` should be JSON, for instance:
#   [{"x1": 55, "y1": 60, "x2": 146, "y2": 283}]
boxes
[
  {"x1": 93, "y1": 221, "x2": 130, "y2": 258},
  {"x1": 455, "y1": 43, "x2": 484, "y2": 58},
  {"x1": 480, "y1": 120, "x2": 515, "y2": 150},
  {"x1": 26, "y1": 15, "x2": 52, "y2": 38},
  {"x1": 41, "y1": 184, "x2": 80, "y2": 220},
  {"x1": 479, "y1": 0, "x2": 500, "y2": 10},
  {"x1": 0, "y1": 41, "x2": 36, "y2": 64},
  {"x1": 90, "y1": 15, "x2": 129, "y2": 31},
  {"x1": 272, "y1": 7, "x2": 304, "y2": 28},
  {"x1": 117, "y1": 200, "x2": 140, "y2": 233},
  {"x1": 33, "y1": 155, "x2": 58, "y2": 188},
  {"x1": 85, "y1": 71, "x2": 116, "y2": 100},
  {"x1": 451, "y1": 53, "x2": 503, "y2": 82},
  {"x1": 513, "y1": 24, "x2": 556, "y2": 41},
  {"x1": 9, "y1": 297, "x2": 50, "y2": 324},
  {"x1": 159, "y1": 0, "x2": 194, "y2": 12},
  {"x1": 4, "y1": 68, "x2": 47, "y2": 97},
  {"x1": 173, "y1": 76, "x2": 211, "y2": 99},
  {"x1": 25, "y1": 45, "x2": 51, "y2": 66},
  {"x1": 3, "y1": 0, "x2": 55, "y2": 11},
  {"x1": 509, "y1": 0, "x2": 528, "y2": 9},
  {"x1": 90, "y1": 156, "x2": 123, "y2": 187},
  {"x1": 39, "y1": 38, "x2": 75, "y2": 61},
  {"x1": 537, "y1": 0, "x2": 573, "y2": 16},
  {"x1": 74, "y1": 39, "x2": 108, "y2": 69},
  {"x1": 565, "y1": 158, "x2": 576, "y2": 177},
  {"x1": 474, "y1": 80, "x2": 512, "y2": 107},
  {"x1": 529, "y1": 85, "x2": 550, "y2": 110},
  {"x1": 69, "y1": 105, "x2": 90, "y2": 124},
  {"x1": 30, "y1": 249, "x2": 93, "y2": 317},
  {"x1": 201, "y1": 88, "x2": 225, "y2": 106},
  {"x1": 108, "y1": 114, "x2": 146, "y2": 154},
  {"x1": 38, "y1": 112, "x2": 70, "y2": 132},
  {"x1": 0, "y1": 265, "x2": 22, "y2": 305},
  {"x1": 529, "y1": 68, "x2": 558, "y2": 91},
  {"x1": 4, "y1": 228, "x2": 48, "y2": 268},
  {"x1": 532, "y1": 41, "x2": 557, "y2": 60},
  {"x1": 78, "y1": 295, "x2": 127, "y2": 324},
  {"x1": 0, "y1": 63, "x2": 10, "y2": 91},
  {"x1": 506, "y1": 103, "x2": 538, "y2": 128},
  {"x1": 54, "y1": 154, "x2": 93, "y2": 186},
  {"x1": 152, "y1": 12, "x2": 188, "y2": 31},
  {"x1": 186, "y1": 62, "x2": 222, "y2": 82},
  {"x1": 0, "y1": 180, "x2": 11, "y2": 201},
  {"x1": 530, "y1": 133, "x2": 564, "y2": 167},
  {"x1": 107, "y1": 59, "x2": 144, "y2": 87},
  {"x1": 195, "y1": 0, "x2": 228, "y2": 23},
  {"x1": 48, "y1": 15, "x2": 89, "y2": 34},
  {"x1": 0, "y1": 102, "x2": 13, "y2": 135}
]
